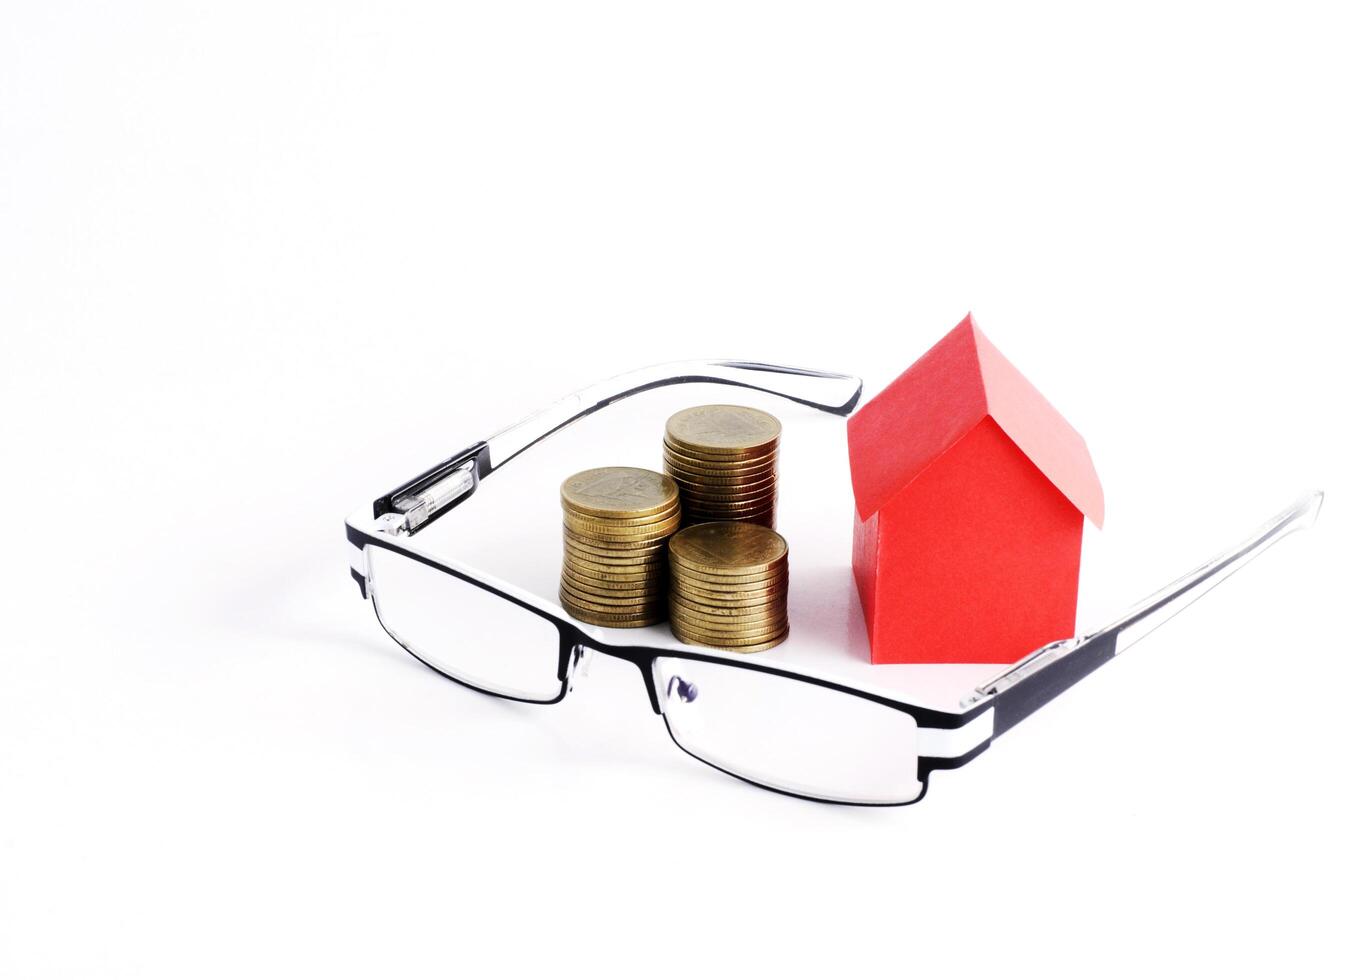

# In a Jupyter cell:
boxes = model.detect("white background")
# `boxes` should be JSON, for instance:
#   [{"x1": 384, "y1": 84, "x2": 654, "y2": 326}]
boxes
[{"x1": 3, "y1": 3, "x2": 1369, "y2": 977}]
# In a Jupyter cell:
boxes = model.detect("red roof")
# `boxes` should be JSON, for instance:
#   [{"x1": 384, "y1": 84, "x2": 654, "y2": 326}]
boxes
[{"x1": 847, "y1": 315, "x2": 1105, "y2": 528}]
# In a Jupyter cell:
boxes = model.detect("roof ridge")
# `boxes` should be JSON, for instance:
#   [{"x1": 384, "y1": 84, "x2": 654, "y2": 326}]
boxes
[{"x1": 847, "y1": 315, "x2": 1104, "y2": 528}]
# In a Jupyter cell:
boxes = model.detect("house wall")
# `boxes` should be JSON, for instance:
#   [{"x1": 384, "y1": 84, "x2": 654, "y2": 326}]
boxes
[
  {"x1": 851, "y1": 506, "x2": 881, "y2": 640},
  {"x1": 865, "y1": 416, "x2": 1084, "y2": 664}
]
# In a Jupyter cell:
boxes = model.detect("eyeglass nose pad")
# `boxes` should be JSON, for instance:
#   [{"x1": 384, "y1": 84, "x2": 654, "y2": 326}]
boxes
[{"x1": 667, "y1": 675, "x2": 698, "y2": 704}]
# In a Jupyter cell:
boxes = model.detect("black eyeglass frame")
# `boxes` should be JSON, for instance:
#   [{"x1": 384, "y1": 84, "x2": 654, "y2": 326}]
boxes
[{"x1": 344, "y1": 359, "x2": 1321, "y2": 807}]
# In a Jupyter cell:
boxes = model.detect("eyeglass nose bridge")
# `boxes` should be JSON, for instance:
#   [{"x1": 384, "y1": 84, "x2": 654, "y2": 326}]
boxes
[
  {"x1": 565, "y1": 643, "x2": 593, "y2": 692},
  {"x1": 570, "y1": 640, "x2": 672, "y2": 716}
]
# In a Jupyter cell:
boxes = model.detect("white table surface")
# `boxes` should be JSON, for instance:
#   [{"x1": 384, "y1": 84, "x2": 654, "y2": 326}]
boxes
[{"x1": 3, "y1": 5, "x2": 1365, "y2": 977}]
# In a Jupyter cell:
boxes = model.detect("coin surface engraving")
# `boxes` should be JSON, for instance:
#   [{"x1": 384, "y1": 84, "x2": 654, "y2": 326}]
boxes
[
  {"x1": 665, "y1": 405, "x2": 781, "y2": 453},
  {"x1": 561, "y1": 467, "x2": 679, "y2": 518}
]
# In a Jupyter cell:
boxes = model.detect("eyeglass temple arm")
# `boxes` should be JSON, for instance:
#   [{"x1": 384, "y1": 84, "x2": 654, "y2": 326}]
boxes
[
  {"x1": 964, "y1": 491, "x2": 1324, "y2": 737},
  {"x1": 483, "y1": 359, "x2": 862, "y2": 472},
  {"x1": 372, "y1": 360, "x2": 863, "y2": 533}
]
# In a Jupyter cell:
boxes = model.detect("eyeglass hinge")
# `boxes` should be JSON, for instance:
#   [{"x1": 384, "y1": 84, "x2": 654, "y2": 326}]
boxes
[
  {"x1": 383, "y1": 461, "x2": 478, "y2": 535},
  {"x1": 960, "y1": 636, "x2": 1084, "y2": 709},
  {"x1": 377, "y1": 513, "x2": 410, "y2": 536}
]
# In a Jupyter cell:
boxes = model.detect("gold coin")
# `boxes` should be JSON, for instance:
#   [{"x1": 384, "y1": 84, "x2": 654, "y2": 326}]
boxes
[
  {"x1": 563, "y1": 555, "x2": 666, "y2": 581},
  {"x1": 664, "y1": 428, "x2": 779, "y2": 454},
  {"x1": 698, "y1": 493, "x2": 776, "y2": 508},
  {"x1": 561, "y1": 585, "x2": 662, "y2": 609},
  {"x1": 561, "y1": 603, "x2": 664, "y2": 629},
  {"x1": 562, "y1": 578, "x2": 664, "y2": 597},
  {"x1": 561, "y1": 527, "x2": 675, "y2": 551},
  {"x1": 670, "y1": 578, "x2": 786, "y2": 602},
  {"x1": 679, "y1": 506, "x2": 775, "y2": 523},
  {"x1": 559, "y1": 576, "x2": 661, "y2": 598},
  {"x1": 670, "y1": 563, "x2": 787, "y2": 587},
  {"x1": 676, "y1": 488, "x2": 776, "y2": 508},
  {"x1": 559, "y1": 565, "x2": 661, "y2": 587},
  {"x1": 563, "y1": 519, "x2": 673, "y2": 539},
  {"x1": 562, "y1": 606, "x2": 663, "y2": 628},
  {"x1": 560, "y1": 467, "x2": 679, "y2": 519},
  {"x1": 684, "y1": 497, "x2": 776, "y2": 511},
  {"x1": 676, "y1": 593, "x2": 783, "y2": 611},
  {"x1": 671, "y1": 622, "x2": 788, "y2": 644},
  {"x1": 676, "y1": 484, "x2": 773, "y2": 498},
  {"x1": 562, "y1": 546, "x2": 666, "y2": 567},
  {"x1": 678, "y1": 496, "x2": 770, "y2": 512},
  {"x1": 559, "y1": 540, "x2": 661, "y2": 565},
  {"x1": 561, "y1": 501, "x2": 679, "y2": 525},
  {"x1": 562, "y1": 505, "x2": 680, "y2": 527},
  {"x1": 680, "y1": 510, "x2": 779, "y2": 527},
  {"x1": 560, "y1": 579, "x2": 664, "y2": 608},
  {"x1": 664, "y1": 476, "x2": 778, "y2": 497},
  {"x1": 666, "y1": 469, "x2": 778, "y2": 493},
  {"x1": 563, "y1": 531, "x2": 676, "y2": 550},
  {"x1": 568, "y1": 609, "x2": 664, "y2": 625},
  {"x1": 664, "y1": 405, "x2": 780, "y2": 456},
  {"x1": 664, "y1": 442, "x2": 779, "y2": 465},
  {"x1": 669, "y1": 591, "x2": 787, "y2": 619},
  {"x1": 563, "y1": 536, "x2": 668, "y2": 557},
  {"x1": 669, "y1": 612, "x2": 787, "y2": 637},
  {"x1": 668, "y1": 522, "x2": 788, "y2": 575},
  {"x1": 680, "y1": 491, "x2": 779, "y2": 507},
  {"x1": 670, "y1": 611, "x2": 789, "y2": 636},
  {"x1": 562, "y1": 554, "x2": 659, "y2": 578},
  {"x1": 669, "y1": 593, "x2": 786, "y2": 615},
  {"x1": 680, "y1": 503, "x2": 773, "y2": 523},
  {"x1": 562, "y1": 579, "x2": 658, "y2": 603},
  {"x1": 563, "y1": 527, "x2": 668, "y2": 549},
  {"x1": 666, "y1": 473, "x2": 778, "y2": 495},
  {"x1": 562, "y1": 515, "x2": 680, "y2": 541},
  {"x1": 563, "y1": 538, "x2": 668, "y2": 562},
  {"x1": 664, "y1": 444, "x2": 777, "y2": 466},
  {"x1": 668, "y1": 599, "x2": 786, "y2": 626},
  {"x1": 669, "y1": 590, "x2": 787, "y2": 614},
  {"x1": 670, "y1": 467, "x2": 777, "y2": 488},
  {"x1": 670, "y1": 626, "x2": 790, "y2": 652},
  {"x1": 684, "y1": 512, "x2": 775, "y2": 527},
  {"x1": 562, "y1": 549, "x2": 665, "y2": 571},
  {"x1": 670, "y1": 627, "x2": 789, "y2": 650},
  {"x1": 562, "y1": 557, "x2": 665, "y2": 581},
  {"x1": 662, "y1": 444, "x2": 778, "y2": 475},
  {"x1": 562, "y1": 561, "x2": 662, "y2": 586},
  {"x1": 662, "y1": 438, "x2": 778, "y2": 465},
  {"x1": 561, "y1": 553, "x2": 663, "y2": 577},
  {"x1": 559, "y1": 592, "x2": 661, "y2": 618},
  {"x1": 565, "y1": 546, "x2": 672, "y2": 565},
  {"x1": 672, "y1": 576, "x2": 790, "y2": 598},
  {"x1": 669, "y1": 623, "x2": 790, "y2": 645},
  {"x1": 565, "y1": 580, "x2": 661, "y2": 600},
  {"x1": 696, "y1": 516, "x2": 775, "y2": 531},
  {"x1": 562, "y1": 501, "x2": 680, "y2": 526},
  {"x1": 669, "y1": 462, "x2": 775, "y2": 482},
  {"x1": 665, "y1": 433, "x2": 779, "y2": 458}
]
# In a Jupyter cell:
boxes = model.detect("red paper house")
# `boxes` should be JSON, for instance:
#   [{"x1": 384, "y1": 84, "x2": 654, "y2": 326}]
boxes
[{"x1": 847, "y1": 315, "x2": 1105, "y2": 664}]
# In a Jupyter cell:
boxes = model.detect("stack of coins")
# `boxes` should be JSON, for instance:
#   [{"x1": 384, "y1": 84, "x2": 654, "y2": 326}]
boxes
[
  {"x1": 667, "y1": 521, "x2": 789, "y2": 652},
  {"x1": 560, "y1": 467, "x2": 681, "y2": 628},
  {"x1": 662, "y1": 405, "x2": 780, "y2": 528}
]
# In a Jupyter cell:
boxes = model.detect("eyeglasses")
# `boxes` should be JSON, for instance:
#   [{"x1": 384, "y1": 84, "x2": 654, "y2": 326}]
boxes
[{"x1": 345, "y1": 360, "x2": 1322, "y2": 806}]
